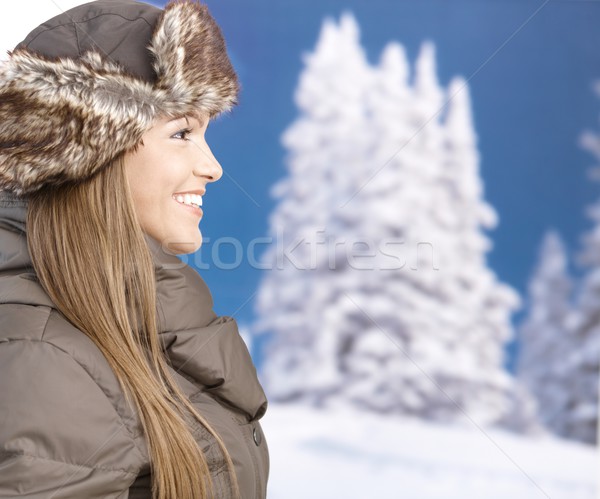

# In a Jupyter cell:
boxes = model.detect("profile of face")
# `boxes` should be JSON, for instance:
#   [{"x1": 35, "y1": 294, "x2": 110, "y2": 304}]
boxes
[{"x1": 124, "y1": 112, "x2": 222, "y2": 255}]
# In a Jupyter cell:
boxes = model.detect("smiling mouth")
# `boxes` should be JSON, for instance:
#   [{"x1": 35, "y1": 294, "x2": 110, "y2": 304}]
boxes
[{"x1": 172, "y1": 193, "x2": 203, "y2": 208}]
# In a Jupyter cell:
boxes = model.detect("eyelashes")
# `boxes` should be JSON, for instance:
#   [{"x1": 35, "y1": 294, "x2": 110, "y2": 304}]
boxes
[{"x1": 172, "y1": 128, "x2": 193, "y2": 141}]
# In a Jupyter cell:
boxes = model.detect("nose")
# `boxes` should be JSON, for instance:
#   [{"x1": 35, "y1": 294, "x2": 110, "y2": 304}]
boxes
[{"x1": 194, "y1": 140, "x2": 223, "y2": 183}]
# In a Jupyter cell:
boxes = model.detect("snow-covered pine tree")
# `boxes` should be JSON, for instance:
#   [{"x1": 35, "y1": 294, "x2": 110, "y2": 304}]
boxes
[
  {"x1": 516, "y1": 230, "x2": 573, "y2": 436},
  {"x1": 329, "y1": 40, "x2": 438, "y2": 415},
  {"x1": 256, "y1": 12, "x2": 537, "y2": 431},
  {"x1": 340, "y1": 44, "x2": 534, "y2": 429},
  {"x1": 558, "y1": 107, "x2": 600, "y2": 445},
  {"x1": 254, "y1": 12, "x2": 375, "y2": 403},
  {"x1": 435, "y1": 75, "x2": 538, "y2": 431}
]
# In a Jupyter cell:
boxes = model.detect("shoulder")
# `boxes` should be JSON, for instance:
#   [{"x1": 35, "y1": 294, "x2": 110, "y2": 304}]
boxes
[{"x1": 0, "y1": 305, "x2": 146, "y2": 497}]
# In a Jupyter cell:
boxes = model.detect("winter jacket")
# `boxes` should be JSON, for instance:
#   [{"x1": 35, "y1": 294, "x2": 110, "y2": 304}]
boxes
[{"x1": 0, "y1": 192, "x2": 269, "y2": 498}]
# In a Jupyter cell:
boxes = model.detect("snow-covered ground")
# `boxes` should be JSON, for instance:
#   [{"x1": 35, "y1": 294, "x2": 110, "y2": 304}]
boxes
[{"x1": 261, "y1": 403, "x2": 598, "y2": 499}]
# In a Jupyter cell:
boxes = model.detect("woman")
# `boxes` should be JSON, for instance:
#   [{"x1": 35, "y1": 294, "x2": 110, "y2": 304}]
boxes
[{"x1": 0, "y1": 1, "x2": 269, "y2": 498}]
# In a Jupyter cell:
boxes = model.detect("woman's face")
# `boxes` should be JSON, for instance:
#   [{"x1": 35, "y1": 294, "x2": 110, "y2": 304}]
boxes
[{"x1": 124, "y1": 112, "x2": 222, "y2": 255}]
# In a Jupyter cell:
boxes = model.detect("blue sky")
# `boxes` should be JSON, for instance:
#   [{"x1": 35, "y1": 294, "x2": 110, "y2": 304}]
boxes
[{"x1": 154, "y1": 0, "x2": 600, "y2": 371}]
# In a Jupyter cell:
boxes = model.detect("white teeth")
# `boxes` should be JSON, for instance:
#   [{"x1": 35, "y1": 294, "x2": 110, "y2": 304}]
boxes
[{"x1": 173, "y1": 193, "x2": 203, "y2": 208}]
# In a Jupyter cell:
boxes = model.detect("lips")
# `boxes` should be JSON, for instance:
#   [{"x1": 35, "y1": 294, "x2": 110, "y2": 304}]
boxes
[{"x1": 173, "y1": 191, "x2": 203, "y2": 216}]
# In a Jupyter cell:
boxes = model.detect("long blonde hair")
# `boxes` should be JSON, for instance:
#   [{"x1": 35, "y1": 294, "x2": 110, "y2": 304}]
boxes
[{"x1": 26, "y1": 153, "x2": 241, "y2": 499}]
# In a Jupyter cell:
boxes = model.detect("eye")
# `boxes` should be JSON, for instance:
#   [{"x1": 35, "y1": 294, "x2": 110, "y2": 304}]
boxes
[{"x1": 172, "y1": 127, "x2": 193, "y2": 141}]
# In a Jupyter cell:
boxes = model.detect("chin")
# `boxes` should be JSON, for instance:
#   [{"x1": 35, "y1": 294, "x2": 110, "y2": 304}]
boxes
[{"x1": 162, "y1": 234, "x2": 202, "y2": 255}]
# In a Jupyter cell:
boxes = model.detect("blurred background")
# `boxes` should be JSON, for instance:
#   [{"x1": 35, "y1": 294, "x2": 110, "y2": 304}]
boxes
[{"x1": 3, "y1": 1, "x2": 598, "y2": 497}]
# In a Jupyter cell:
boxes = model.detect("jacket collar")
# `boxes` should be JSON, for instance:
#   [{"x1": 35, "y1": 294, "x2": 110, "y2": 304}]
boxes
[
  {"x1": 146, "y1": 235, "x2": 268, "y2": 421},
  {"x1": 0, "y1": 191, "x2": 267, "y2": 421},
  {"x1": 0, "y1": 193, "x2": 53, "y2": 308}
]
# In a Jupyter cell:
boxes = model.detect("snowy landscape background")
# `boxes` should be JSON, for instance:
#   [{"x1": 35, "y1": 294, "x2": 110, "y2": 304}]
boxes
[{"x1": 3, "y1": 1, "x2": 599, "y2": 497}]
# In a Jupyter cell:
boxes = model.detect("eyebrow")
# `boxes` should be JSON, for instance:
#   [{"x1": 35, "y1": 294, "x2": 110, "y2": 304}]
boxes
[{"x1": 168, "y1": 113, "x2": 207, "y2": 127}]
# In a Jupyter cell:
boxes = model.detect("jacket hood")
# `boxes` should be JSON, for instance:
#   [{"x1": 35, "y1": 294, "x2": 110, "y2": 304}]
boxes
[{"x1": 0, "y1": 190, "x2": 267, "y2": 421}]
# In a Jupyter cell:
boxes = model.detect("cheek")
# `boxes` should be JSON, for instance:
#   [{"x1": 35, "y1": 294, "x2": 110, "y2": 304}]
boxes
[
  {"x1": 124, "y1": 144, "x2": 186, "y2": 235},
  {"x1": 128, "y1": 178, "x2": 150, "y2": 214},
  {"x1": 132, "y1": 182, "x2": 182, "y2": 241},
  {"x1": 126, "y1": 173, "x2": 159, "y2": 232},
  {"x1": 126, "y1": 159, "x2": 165, "y2": 210}
]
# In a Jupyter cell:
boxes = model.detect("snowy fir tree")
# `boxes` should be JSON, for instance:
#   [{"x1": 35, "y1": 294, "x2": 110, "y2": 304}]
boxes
[
  {"x1": 254, "y1": 12, "x2": 539, "y2": 432},
  {"x1": 253, "y1": 12, "x2": 376, "y2": 401},
  {"x1": 516, "y1": 230, "x2": 575, "y2": 437},
  {"x1": 554, "y1": 106, "x2": 600, "y2": 445}
]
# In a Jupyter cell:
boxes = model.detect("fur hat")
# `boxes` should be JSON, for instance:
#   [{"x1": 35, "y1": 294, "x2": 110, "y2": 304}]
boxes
[{"x1": 0, "y1": 0, "x2": 240, "y2": 197}]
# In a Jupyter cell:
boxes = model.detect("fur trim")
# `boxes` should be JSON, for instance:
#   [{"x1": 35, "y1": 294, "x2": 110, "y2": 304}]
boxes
[{"x1": 0, "y1": 0, "x2": 240, "y2": 196}]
